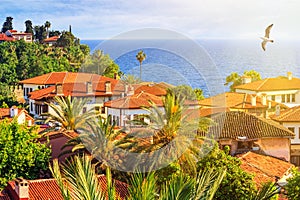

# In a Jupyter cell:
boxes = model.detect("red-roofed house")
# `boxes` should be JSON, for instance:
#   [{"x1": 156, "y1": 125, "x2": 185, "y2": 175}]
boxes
[
  {"x1": 271, "y1": 105, "x2": 300, "y2": 166},
  {"x1": 4, "y1": 175, "x2": 128, "y2": 200},
  {"x1": 10, "y1": 30, "x2": 32, "y2": 43},
  {"x1": 238, "y1": 151, "x2": 294, "y2": 187},
  {"x1": 0, "y1": 106, "x2": 34, "y2": 126},
  {"x1": 234, "y1": 72, "x2": 300, "y2": 107},
  {"x1": 43, "y1": 36, "x2": 59, "y2": 46},
  {"x1": 198, "y1": 92, "x2": 287, "y2": 118},
  {"x1": 199, "y1": 111, "x2": 295, "y2": 161},
  {"x1": 19, "y1": 72, "x2": 121, "y2": 117}
]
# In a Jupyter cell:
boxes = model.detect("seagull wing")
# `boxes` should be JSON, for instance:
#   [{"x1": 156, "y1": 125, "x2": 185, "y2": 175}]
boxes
[
  {"x1": 264, "y1": 24, "x2": 273, "y2": 38},
  {"x1": 261, "y1": 41, "x2": 267, "y2": 51}
]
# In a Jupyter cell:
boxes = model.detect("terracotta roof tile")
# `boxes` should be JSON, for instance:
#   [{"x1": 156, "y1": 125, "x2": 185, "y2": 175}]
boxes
[
  {"x1": 237, "y1": 152, "x2": 293, "y2": 187},
  {"x1": 198, "y1": 92, "x2": 286, "y2": 109},
  {"x1": 20, "y1": 72, "x2": 113, "y2": 85},
  {"x1": 271, "y1": 105, "x2": 300, "y2": 122},
  {"x1": 235, "y1": 76, "x2": 300, "y2": 91},
  {"x1": 8, "y1": 176, "x2": 128, "y2": 200},
  {"x1": 199, "y1": 111, "x2": 295, "y2": 139},
  {"x1": 104, "y1": 92, "x2": 163, "y2": 109},
  {"x1": 133, "y1": 83, "x2": 168, "y2": 96},
  {"x1": 43, "y1": 36, "x2": 59, "y2": 42},
  {"x1": 0, "y1": 108, "x2": 10, "y2": 118}
]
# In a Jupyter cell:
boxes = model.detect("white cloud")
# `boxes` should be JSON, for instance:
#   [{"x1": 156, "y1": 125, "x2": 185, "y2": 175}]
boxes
[{"x1": 0, "y1": 0, "x2": 299, "y2": 40}]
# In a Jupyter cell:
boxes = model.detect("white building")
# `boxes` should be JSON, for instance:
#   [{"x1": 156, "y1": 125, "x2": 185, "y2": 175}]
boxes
[{"x1": 235, "y1": 72, "x2": 300, "y2": 107}]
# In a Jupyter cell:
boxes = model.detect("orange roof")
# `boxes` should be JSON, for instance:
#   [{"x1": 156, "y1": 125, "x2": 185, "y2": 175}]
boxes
[
  {"x1": 104, "y1": 91, "x2": 163, "y2": 109},
  {"x1": 0, "y1": 33, "x2": 15, "y2": 41},
  {"x1": 235, "y1": 76, "x2": 300, "y2": 91},
  {"x1": 19, "y1": 72, "x2": 112, "y2": 85},
  {"x1": 198, "y1": 92, "x2": 287, "y2": 109},
  {"x1": 271, "y1": 105, "x2": 300, "y2": 122},
  {"x1": 40, "y1": 131, "x2": 79, "y2": 141},
  {"x1": 7, "y1": 176, "x2": 128, "y2": 200},
  {"x1": 0, "y1": 108, "x2": 10, "y2": 118},
  {"x1": 43, "y1": 36, "x2": 59, "y2": 42},
  {"x1": 238, "y1": 152, "x2": 293, "y2": 187},
  {"x1": 198, "y1": 111, "x2": 295, "y2": 139},
  {"x1": 133, "y1": 83, "x2": 168, "y2": 96}
]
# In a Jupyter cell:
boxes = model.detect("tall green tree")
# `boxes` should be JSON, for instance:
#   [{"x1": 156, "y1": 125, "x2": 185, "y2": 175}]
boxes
[
  {"x1": 136, "y1": 50, "x2": 146, "y2": 80},
  {"x1": 224, "y1": 70, "x2": 261, "y2": 91},
  {"x1": 44, "y1": 21, "x2": 51, "y2": 38},
  {"x1": 0, "y1": 120, "x2": 51, "y2": 190},
  {"x1": 24, "y1": 20, "x2": 33, "y2": 34},
  {"x1": 1, "y1": 16, "x2": 13, "y2": 33},
  {"x1": 170, "y1": 85, "x2": 204, "y2": 100},
  {"x1": 82, "y1": 50, "x2": 120, "y2": 78},
  {"x1": 34, "y1": 25, "x2": 47, "y2": 43},
  {"x1": 56, "y1": 31, "x2": 79, "y2": 48}
]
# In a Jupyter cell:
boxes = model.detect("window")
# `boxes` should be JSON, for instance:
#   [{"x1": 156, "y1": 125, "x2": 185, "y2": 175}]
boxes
[
  {"x1": 271, "y1": 95, "x2": 275, "y2": 101},
  {"x1": 292, "y1": 94, "x2": 296, "y2": 102},
  {"x1": 281, "y1": 95, "x2": 286, "y2": 103},
  {"x1": 288, "y1": 127, "x2": 295, "y2": 133},
  {"x1": 299, "y1": 127, "x2": 300, "y2": 139},
  {"x1": 82, "y1": 107, "x2": 87, "y2": 113},
  {"x1": 30, "y1": 102, "x2": 33, "y2": 112},
  {"x1": 291, "y1": 156, "x2": 300, "y2": 166},
  {"x1": 287, "y1": 94, "x2": 291, "y2": 102}
]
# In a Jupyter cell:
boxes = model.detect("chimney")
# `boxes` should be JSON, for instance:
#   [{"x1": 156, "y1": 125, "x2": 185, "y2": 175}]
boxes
[
  {"x1": 127, "y1": 85, "x2": 134, "y2": 96},
  {"x1": 287, "y1": 72, "x2": 292, "y2": 80},
  {"x1": 251, "y1": 94, "x2": 257, "y2": 106},
  {"x1": 86, "y1": 82, "x2": 93, "y2": 94},
  {"x1": 56, "y1": 83, "x2": 63, "y2": 95},
  {"x1": 241, "y1": 76, "x2": 251, "y2": 84},
  {"x1": 105, "y1": 81, "x2": 112, "y2": 94},
  {"x1": 10, "y1": 106, "x2": 18, "y2": 117},
  {"x1": 15, "y1": 178, "x2": 29, "y2": 200},
  {"x1": 261, "y1": 93, "x2": 267, "y2": 106}
]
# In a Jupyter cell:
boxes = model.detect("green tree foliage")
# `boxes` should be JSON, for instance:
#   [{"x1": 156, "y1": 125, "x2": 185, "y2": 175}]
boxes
[
  {"x1": 285, "y1": 167, "x2": 300, "y2": 200},
  {"x1": 0, "y1": 120, "x2": 51, "y2": 190},
  {"x1": 34, "y1": 25, "x2": 47, "y2": 43},
  {"x1": 136, "y1": 50, "x2": 146, "y2": 80},
  {"x1": 1, "y1": 16, "x2": 13, "y2": 33},
  {"x1": 170, "y1": 85, "x2": 204, "y2": 100},
  {"x1": 82, "y1": 50, "x2": 120, "y2": 78},
  {"x1": 56, "y1": 31, "x2": 79, "y2": 48},
  {"x1": 24, "y1": 20, "x2": 33, "y2": 34},
  {"x1": 197, "y1": 145, "x2": 257, "y2": 200},
  {"x1": 224, "y1": 70, "x2": 261, "y2": 91},
  {"x1": 49, "y1": 30, "x2": 61, "y2": 37}
]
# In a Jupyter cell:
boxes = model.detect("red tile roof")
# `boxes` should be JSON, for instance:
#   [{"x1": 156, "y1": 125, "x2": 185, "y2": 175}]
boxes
[
  {"x1": 43, "y1": 36, "x2": 59, "y2": 42},
  {"x1": 235, "y1": 76, "x2": 300, "y2": 91},
  {"x1": 39, "y1": 131, "x2": 79, "y2": 142},
  {"x1": 237, "y1": 152, "x2": 293, "y2": 187},
  {"x1": 104, "y1": 91, "x2": 163, "y2": 109},
  {"x1": 7, "y1": 176, "x2": 128, "y2": 200},
  {"x1": 0, "y1": 33, "x2": 15, "y2": 41},
  {"x1": 198, "y1": 92, "x2": 287, "y2": 109},
  {"x1": 20, "y1": 72, "x2": 113, "y2": 85},
  {"x1": 199, "y1": 111, "x2": 295, "y2": 139},
  {"x1": 133, "y1": 83, "x2": 168, "y2": 96},
  {"x1": 270, "y1": 105, "x2": 300, "y2": 122},
  {"x1": 0, "y1": 108, "x2": 10, "y2": 118}
]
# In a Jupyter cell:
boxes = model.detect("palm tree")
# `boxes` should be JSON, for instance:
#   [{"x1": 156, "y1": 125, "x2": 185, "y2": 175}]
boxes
[
  {"x1": 136, "y1": 50, "x2": 146, "y2": 80},
  {"x1": 44, "y1": 95, "x2": 97, "y2": 132},
  {"x1": 50, "y1": 155, "x2": 115, "y2": 200},
  {"x1": 44, "y1": 21, "x2": 51, "y2": 38}
]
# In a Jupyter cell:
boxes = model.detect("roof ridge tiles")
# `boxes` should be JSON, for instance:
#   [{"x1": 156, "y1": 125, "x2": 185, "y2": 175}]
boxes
[{"x1": 256, "y1": 78, "x2": 269, "y2": 91}]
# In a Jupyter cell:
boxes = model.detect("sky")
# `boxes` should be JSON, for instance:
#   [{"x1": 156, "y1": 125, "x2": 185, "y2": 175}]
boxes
[{"x1": 0, "y1": 0, "x2": 299, "y2": 40}]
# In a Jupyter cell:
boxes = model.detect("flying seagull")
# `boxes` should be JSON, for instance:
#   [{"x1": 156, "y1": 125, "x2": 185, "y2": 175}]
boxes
[{"x1": 261, "y1": 24, "x2": 274, "y2": 51}]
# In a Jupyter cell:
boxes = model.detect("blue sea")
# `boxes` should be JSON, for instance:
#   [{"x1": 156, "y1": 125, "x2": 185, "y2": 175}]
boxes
[{"x1": 81, "y1": 39, "x2": 300, "y2": 97}]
